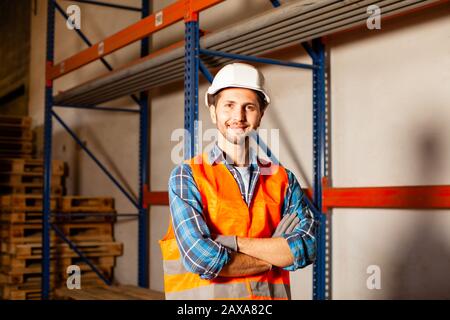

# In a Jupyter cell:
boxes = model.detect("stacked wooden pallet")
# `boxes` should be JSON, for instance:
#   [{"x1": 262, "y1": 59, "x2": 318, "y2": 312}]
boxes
[
  {"x1": 56, "y1": 196, "x2": 122, "y2": 289},
  {"x1": 0, "y1": 195, "x2": 123, "y2": 300},
  {"x1": 55, "y1": 285, "x2": 164, "y2": 300},
  {"x1": 0, "y1": 116, "x2": 64, "y2": 195},
  {"x1": 0, "y1": 116, "x2": 33, "y2": 159},
  {"x1": 0, "y1": 158, "x2": 65, "y2": 196},
  {"x1": 0, "y1": 116, "x2": 123, "y2": 300},
  {"x1": 0, "y1": 194, "x2": 58, "y2": 300}
]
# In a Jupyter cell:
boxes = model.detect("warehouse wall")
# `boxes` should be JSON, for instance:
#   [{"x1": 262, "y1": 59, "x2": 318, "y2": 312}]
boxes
[
  {"x1": 0, "y1": 0, "x2": 31, "y2": 116},
  {"x1": 329, "y1": 7, "x2": 450, "y2": 299},
  {"x1": 28, "y1": 0, "x2": 450, "y2": 299}
]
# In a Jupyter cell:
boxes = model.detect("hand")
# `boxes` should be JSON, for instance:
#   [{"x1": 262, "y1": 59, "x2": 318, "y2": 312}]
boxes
[
  {"x1": 213, "y1": 234, "x2": 238, "y2": 251},
  {"x1": 272, "y1": 213, "x2": 300, "y2": 238}
]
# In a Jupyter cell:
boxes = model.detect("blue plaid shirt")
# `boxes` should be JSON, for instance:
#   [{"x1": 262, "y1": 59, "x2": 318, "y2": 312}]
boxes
[{"x1": 168, "y1": 143, "x2": 317, "y2": 280}]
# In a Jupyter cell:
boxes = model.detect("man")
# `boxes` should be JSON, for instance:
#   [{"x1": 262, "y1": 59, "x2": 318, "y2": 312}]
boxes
[{"x1": 161, "y1": 63, "x2": 317, "y2": 300}]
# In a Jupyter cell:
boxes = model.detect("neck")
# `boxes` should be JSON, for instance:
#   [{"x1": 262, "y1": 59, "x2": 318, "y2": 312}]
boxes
[{"x1": 218, "y1": 134, "x2": 250, "y2": 167}]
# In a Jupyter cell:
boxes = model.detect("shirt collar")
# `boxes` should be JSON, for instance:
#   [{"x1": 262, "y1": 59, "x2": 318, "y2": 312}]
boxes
[{"x1": 208, "y1": 143, "x2": 259, "y2": 166}]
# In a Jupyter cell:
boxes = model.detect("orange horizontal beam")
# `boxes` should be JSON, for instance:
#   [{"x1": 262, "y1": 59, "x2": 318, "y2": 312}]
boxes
[
  {"x1": 143, "y1": 184, "x2": 450, "y2": 210},
  {"x1": 143, "y1": 188, "x2": 313, "y2": 207},
  {"x1": 143, "y1": 190, "x2": 313, "y2": 206},
  {"x1": 143, "y1": 190, "x2": 169, "y2": 207},
  {"x1": 49, "y1": 0, "x2": 224, "y2": 80},
  {"x1": 323, "y1": 185, "x2": 450, "y2": 210},
  {"x1": 190, "y1": 0, "x2": 225, "y2": 16}
]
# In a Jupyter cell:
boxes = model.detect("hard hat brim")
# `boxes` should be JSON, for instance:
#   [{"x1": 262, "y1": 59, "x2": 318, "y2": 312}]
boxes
[{"x1": 205, "y1": 85, "x2": 270, "y2": 108}]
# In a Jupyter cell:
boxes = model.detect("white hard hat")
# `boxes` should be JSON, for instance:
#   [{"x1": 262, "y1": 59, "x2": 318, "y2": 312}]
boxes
[{"x1": 205, "y1": 63, "x2": 270, "y2": 108}]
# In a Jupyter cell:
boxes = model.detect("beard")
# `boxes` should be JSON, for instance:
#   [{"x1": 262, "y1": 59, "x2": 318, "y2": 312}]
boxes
[{"x1": 219, "y1": 122, "x2": 252, "y2": 145}]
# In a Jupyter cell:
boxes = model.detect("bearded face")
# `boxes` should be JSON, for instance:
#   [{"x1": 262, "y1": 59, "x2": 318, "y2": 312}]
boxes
[{"x1": 210, "y1": 88, "x2": 264, "y2": 145}]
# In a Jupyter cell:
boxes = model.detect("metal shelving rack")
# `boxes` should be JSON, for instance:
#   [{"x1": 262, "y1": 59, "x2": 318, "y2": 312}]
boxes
[
  {"x1": 43, "y1": 0, "x2": 150, "y2": 299},
  {"x1": 43, "y1": 0, "x2": 450, "y2": 300}
]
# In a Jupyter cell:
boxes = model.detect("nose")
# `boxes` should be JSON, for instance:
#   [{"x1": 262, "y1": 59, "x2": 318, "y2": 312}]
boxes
[{"x1": 231, "y1": 105, "x2": 246, "y2": 122}]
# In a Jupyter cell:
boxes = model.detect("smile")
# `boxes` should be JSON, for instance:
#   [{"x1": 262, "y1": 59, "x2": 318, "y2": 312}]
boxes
[{"x1": 227, "y1": 125, "x2": 248, "y2": 130}]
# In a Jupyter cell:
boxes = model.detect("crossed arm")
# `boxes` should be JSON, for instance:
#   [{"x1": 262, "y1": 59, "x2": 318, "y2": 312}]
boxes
[
  {"x1": 219, "y1": 238, "x2": 294, "y2": 277},
  {"x1": 219, "y1": 252, "x2": 271, "y2": 277},
  {"x1": 217, "y1": 213, "x2": 300, "y2": 277},
  {"x1": 168, "y1": 164, "x2": 317, "y2": 280}
]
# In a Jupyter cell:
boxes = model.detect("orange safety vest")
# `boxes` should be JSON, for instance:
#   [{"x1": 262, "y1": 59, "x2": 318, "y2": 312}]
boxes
[{"x1": 160, "y1": 153, "x2": 291, "y2": 300}]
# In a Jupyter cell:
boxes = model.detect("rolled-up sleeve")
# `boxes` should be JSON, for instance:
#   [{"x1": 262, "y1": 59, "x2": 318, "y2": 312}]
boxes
[
  {"x1": 281, "y1": 169, "x2": 318, "y2": 271},
  {"x1": 168, "y1": 164, "x2": 230, "y2": 279}
]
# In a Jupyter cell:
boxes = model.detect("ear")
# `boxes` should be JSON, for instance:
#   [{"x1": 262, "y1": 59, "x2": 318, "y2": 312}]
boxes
[{"x1": 209, "y1": 105, "x2": 217, "y2": 124}]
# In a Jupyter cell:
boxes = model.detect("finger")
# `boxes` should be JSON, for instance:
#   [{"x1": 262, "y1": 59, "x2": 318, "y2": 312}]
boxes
[
  {"x1": 279, "y1": 213, "x2": 291, "y2": 225},
  {"x1": 275, "y1": 213, "x2": 290, "y2": 233},
  {"x1": 281, "y1": 213, "x2": 297, "y2": 231},
  {"x1": 288, "y1": 216, "x2": 300, "y2": 228},
  {"x1": 285, "y1": 216, "x2": 300, "y2": 234}
]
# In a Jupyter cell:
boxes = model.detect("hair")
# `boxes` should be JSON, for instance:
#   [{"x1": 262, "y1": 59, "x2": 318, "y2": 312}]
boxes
[{"x1": 213, "y1": 88, "x2": 268, "y2": 112}]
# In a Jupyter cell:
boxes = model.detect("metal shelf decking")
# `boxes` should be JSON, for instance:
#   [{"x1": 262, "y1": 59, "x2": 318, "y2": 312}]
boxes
[{"x1": 54, "y1": 0, "x2": 442, "y2": 106}]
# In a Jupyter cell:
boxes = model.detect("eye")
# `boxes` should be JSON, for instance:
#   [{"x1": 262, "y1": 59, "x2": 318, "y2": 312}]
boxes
[{"x1": 246, "y1": 105, "x2": 256, "y2": 111}]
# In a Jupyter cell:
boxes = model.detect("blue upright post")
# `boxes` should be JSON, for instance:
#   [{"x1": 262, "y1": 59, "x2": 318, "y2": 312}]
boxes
[
  {"x1": 138, "y1": 0, "x2": 150, "y2": 288},
  {"x1": 42, "y1": 0, "x2": 55, "y2": 300},
  {"x1": 312, "y1": 38, "x2": 327, "y2": 300},
  {"x1": 184, "y1": 19, "x2": 200, "y2": 159}
]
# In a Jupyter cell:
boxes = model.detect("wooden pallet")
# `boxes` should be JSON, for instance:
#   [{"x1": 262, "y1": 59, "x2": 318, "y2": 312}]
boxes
[
  {"x1": 0, "y1": 272, "x2": 60, "y2": 286},
  {"x1": 1, "y1": 211, "x2": 117, "y2": 224},
  {"x1": 0, "y1": 286, "x2": 44, "y2": 300},
  {"x1": 0, "y1": 211, "x2": 45, "y2": 223},
  {"x1": 0, "y1": 254, "x2": 114, "y2": 275},
  {"x1": 1, "y1": 241, "x2": 123, "y2": 258},
  {"x1": 0, "y1": 152, "x2": 32, "y2": 160},
  {"x1": 0, "y1": 116, "x2": 32, "y2": 127},
  {"x1": 0, "y1": 194, "x2": 59, "y2": 223},
  {"x1": 0, "y1": 272, "x2": 105, "y2": 288},
  {"x1": 61, "y1": 223, "x2": 113, "y2": 242},
  {"x1": 54, "y1": 211, "x2": 116, "y2": 223},
  {"x1": 61, "y1": 196, "x2": 115, "y2": 212},
  {"x1": 60, "y1": 271, "x2": 110, "y2": 289},
  {"x1": 0, "y1": 173, "x2": 63, "y2": 186},
  {"x1": 0, "y1": 128, "x2": 32, "y2": 141},
  {"x1": 54, "y1": 285, "x2": 165, "y2": 300},
  {"x1": 0, "y1": 194, "x2": 58, "y2": 211},
  {"x1": 0, "y1": 224, "x2": 56, "y2": 244},
  {"x1": 0, "y1": 140, "x2": 33, "y2": 153},
  {"x1": 0, "y1": 158, "x2": 64, "y2": 175},
  {"x1": 0, "y1": 223, "x2": 113, "y2": 244},
  {"x1": 0, "y1": 254, "x2": 115, "y2": 273},
  {"x1": 0, "y1": 184, "x2": 63, "y2": 195},
  {"x1": 0, "y1": 272, "x2": 110, "y2": 300},
  {"x1": 0, "y1": 268, "x2": 109, "y2": 288}
]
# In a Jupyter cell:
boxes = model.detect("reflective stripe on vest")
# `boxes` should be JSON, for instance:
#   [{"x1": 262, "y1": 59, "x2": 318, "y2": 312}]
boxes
[
  {"x1": 165, "y1": 278, "x2": 291, "y2": 300},
  {"x1": 161, "y1": 153, "x2": 291, "y2": 300}
]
